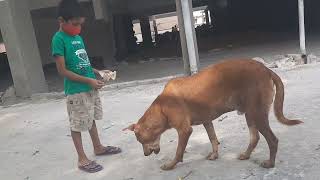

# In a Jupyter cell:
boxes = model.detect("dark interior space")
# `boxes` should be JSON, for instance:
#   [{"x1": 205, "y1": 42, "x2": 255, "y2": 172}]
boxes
[{"x1": 121, "y1": 0, "x2": 320, "y2": 63}]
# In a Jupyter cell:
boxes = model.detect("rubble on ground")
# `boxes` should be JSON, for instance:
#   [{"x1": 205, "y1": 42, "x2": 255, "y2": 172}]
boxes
[
  {"x1": 0, "y1": 86, "x2": 16, "y2": 105},
  {"x1": 253, "y1": 53, "x2": 320, "y2": 69}
]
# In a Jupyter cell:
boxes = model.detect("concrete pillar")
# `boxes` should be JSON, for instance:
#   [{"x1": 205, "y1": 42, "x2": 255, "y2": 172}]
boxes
[
  {"x1": 125, "y1": 16, "x2": 138, "y2": 54},
  {"x1": 209, "y1": 0, "x2": 229, "y2": 32},
  {"x1": 0, "y1": 0, "x2": 48, "y2": 97},
  {"x1": 298, "y1": 0, "x2": 307, "y2": 64},
  {"x1": 93, "y1": 0, "x2": 106, "y2": 21},
  {"x1": 139, "y1": 16, "x2": 153, "y2": 47},
  {"x1": 113, "y1": 15, "x2": 129, "y2": 61},
  {"x1": 205, "y1": 9, "x2": 210, "y2": 25},
  {"x1": 93, "y1": 0, "x2": 116, "y2": 66},
  {"x1": 175, "y1": 0, "x2": 191, "y2": 76},
  {"x1": 151, "y1": 16, "x2": 158, "y2": 43},
  {"x1": 180, "y1": 0, "x2": 200, "y2": 74}
]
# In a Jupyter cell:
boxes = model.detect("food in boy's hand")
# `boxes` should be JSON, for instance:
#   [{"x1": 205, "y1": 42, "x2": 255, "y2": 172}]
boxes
[{"x1": 99, "y1": 70, "x2": 117, "y2": 83}]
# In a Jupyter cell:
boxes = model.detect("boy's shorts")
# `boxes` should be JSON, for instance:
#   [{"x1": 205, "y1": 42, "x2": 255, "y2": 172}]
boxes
[{"x1": 66, "y1": 90, "x2": 102, "y2": 132}]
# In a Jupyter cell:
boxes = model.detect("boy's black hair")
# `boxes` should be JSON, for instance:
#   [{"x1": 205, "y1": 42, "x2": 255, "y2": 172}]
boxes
[{"x1": 57, "y1": 0, "x2": 84, "y2": 21}]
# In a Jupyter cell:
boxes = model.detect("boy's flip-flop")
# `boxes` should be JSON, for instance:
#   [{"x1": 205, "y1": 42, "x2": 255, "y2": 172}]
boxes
[
  {"x1": 96, "y1": 146, "x2": 122, "y2": 156},
  {"x1": 78, "y1": 161, "x2": 103, "y2": 173}
]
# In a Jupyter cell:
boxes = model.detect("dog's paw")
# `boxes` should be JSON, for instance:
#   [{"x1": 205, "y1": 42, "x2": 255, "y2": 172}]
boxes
[
  {"x1": 260, "y1": 160, "x2": 275, "y2": 168},
  {"x1": 238, "y1": 153, "x2": 250, "y2": 160},
  {"x1": 160, "y1": 162, "x2": 176, "y2": 171},
  {"x1": 206, "y1": 152, "x2": 218, "y2": 160}
]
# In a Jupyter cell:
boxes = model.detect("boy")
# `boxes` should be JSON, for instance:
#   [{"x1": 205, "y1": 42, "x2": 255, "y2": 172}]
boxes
[{"x1": 51, "y1": 0, "x2": 121, "y2": 173}]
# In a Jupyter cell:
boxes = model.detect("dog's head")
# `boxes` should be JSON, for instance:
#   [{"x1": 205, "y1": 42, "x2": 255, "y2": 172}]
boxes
[
  {"x1": 124, "y1": 123, "x2": 161, "y2": 156},
  {"x1": 124, "y1": 101, "x2": 168, "y2": 156}
]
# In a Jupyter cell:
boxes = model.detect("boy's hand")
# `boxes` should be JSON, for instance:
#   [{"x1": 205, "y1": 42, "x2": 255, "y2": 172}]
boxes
[
  {"x1": 88, "y1": 79, "x2": 104, "y2": 89},
  {"x1": 55, "y1": 57, "x2": 106, "y2": 89}
]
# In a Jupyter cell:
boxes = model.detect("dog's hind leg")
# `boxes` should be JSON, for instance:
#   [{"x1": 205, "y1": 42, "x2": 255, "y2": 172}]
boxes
[
  {"x1": 203, "y1": 122, "x2": 219, "y2": 160},
  {"x1": 255, "y1": 82, "x2": 278, "y2": 168},
  {"x1": 245, "y1": 108, "x2": 278, "y2": 168},
  {"x1": 238, "y1": 114, "x2": 260, "y2": 160},
  {"x1": 256, "y1": 111, "x2": 278, "y2": 168}
]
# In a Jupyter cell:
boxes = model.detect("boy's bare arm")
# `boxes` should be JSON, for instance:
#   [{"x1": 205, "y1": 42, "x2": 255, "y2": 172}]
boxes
[{"x1": 55, "y1": 56, "x2": 104, "y2": 89}]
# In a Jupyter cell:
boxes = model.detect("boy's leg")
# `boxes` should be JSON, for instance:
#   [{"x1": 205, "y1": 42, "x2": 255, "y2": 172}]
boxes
[
  {"x1": 88, "y1": 91, "x2": 107, "y2": 154},
  {"x1": 89, "y1": 90, "x2": 121, "y2": 155},
  {"x1": 89, "y1": 121, "x2": 105, "y2": 154},
  {"x1": 67, "y1": 93, "x2": 103, "y2": 173},
  {"x1": 71, "y1": 131, "x2": 91, "y2": 165},
  {"x1": 71, "y1": 131, "x2": 90, "y2": 166},
  {"x1": 72, "y1": 129, "x2": 104, "y2": 173},
  {"x1": 89, "y1": 121, "x2": 122, "y2": 155}
]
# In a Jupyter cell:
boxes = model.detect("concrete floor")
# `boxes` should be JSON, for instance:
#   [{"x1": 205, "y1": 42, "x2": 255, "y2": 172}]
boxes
[{"x1": 0, "y1": 63, "x2": 320, "y2": 180}]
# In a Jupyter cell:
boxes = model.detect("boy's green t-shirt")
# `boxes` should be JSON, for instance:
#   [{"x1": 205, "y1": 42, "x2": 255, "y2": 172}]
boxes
[{"x1": 51, "y1": 31, "x2": 96, "y2": 95}]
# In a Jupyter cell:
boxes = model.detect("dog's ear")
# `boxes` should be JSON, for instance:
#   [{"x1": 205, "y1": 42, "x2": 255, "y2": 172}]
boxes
[
  {"x1": 123, "y1": 124, "x2": 136, "y2": 132},
  {"x1": 123, "y1": 124, "x2": 141, "y2": 133},
  {"x1": 134, "y1": 124, "x2": 141, "y2": 133}
]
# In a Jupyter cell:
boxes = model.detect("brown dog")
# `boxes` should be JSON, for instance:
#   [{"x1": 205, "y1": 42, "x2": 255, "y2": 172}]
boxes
[{"x1": 124, "y1": 59, "x2": 303, "y2": 170}]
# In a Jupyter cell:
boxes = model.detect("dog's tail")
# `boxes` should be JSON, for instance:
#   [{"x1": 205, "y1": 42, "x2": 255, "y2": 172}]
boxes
[{"x1": 270, "y1": 69, "x2": 303, "y2": 126}]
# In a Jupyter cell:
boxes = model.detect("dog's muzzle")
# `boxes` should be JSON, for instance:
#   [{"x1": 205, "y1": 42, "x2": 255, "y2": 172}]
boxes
[{"x1": 143, "y1": 145, "x2": 160, "y2": 156}]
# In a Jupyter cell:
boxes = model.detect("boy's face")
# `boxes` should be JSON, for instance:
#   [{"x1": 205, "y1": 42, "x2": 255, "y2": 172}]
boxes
[
  {"x1": 65, "y1": 17, "x2": 85, "y2": 27},
  {"x1": 59, "y1": 17, "x2": 85, "y2": 36}
]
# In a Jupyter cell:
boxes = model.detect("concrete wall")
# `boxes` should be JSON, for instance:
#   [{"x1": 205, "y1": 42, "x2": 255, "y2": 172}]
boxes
[
  {"x1": 31, "y1": 11, "x2": 115, "y2": 67},
  {"x1": 28, "y1": 0, "x2": 90, "y2": 10},
  {"x1": 0, "y1": 0, "x2": 48, "y2": 96},
  {"x1": 82, "y1": 20, "x2": 115, "y2": 67},
  {"x1": 31, "y1": 17, "x2": 57, "y2": 65}
]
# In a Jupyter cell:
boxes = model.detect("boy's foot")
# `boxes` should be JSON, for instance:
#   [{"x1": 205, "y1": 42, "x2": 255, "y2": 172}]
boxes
[
  {"x1": 78, "y1": 161, "x2": 103, "y2": 173},
  {"x1": 95, "y1": 146, "x2": 122, "y2": 156}
]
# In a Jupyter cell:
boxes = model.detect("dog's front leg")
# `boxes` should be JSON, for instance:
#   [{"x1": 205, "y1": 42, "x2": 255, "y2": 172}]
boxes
[
  {"x1": 203, "y1": 122, "x2": 219, "y2": 160},
  {"x1": 161, "y1": 127, "x2": 193, "y2": 170}
]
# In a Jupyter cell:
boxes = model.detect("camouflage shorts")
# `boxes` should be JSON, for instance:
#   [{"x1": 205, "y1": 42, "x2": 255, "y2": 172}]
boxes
[{"x1": 66, "y1": 90, "x2": 103, "y2": 132}]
